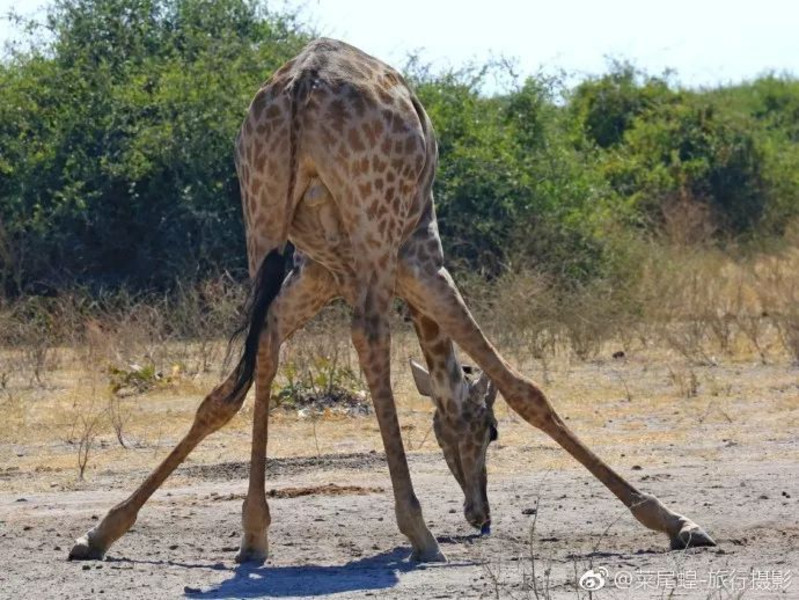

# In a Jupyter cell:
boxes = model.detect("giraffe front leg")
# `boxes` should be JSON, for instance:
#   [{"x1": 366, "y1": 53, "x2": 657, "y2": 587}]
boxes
[
  {"x1": 399, "y1": 260, "x2": 715, "y2": 550},
  {"x1": 350, "y1": 280, "x2": 445, "y2": 563},
  {"x1": 235, "y1": 258, "x2": 338, "y2": 563}
]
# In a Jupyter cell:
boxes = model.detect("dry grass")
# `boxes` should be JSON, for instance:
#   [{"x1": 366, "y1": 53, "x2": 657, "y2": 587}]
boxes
[
  {"x1": 467, "y1": 240, "x2": 799, "y2": 368},
  {"x1": 2, "y1": 244, "x2": 799, "y2": 490}
]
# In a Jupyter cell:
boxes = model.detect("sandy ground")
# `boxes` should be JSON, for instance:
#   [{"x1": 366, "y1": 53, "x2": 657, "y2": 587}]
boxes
[{"x1": 1, "y1": 353, "x2": 798, "y2": 599}]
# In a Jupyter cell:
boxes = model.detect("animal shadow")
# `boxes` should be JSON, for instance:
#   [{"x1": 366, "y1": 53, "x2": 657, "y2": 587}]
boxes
[{"x1": 184, "y1": 547, "x2": 445, "y2": 598}]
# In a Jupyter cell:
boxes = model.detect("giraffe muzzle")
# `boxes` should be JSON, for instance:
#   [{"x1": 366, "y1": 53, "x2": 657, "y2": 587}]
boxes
[{"x1": 464, "y1": 500, "x2": 490, "y2": 530}]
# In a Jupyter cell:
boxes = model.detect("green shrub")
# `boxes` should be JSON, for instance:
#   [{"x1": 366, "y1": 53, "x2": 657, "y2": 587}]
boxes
[
  {"x1": 1, "y1": 3, "x2": 798, "y2": 301},
  {"x1": 607, "y1": 99, "x2": 769, "y2": 236},
  {"x1": 0, "y1": 0, "x2": 309, "y2": 295}
]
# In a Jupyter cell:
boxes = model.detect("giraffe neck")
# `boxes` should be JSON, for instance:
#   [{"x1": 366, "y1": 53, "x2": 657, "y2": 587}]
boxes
[
  {"x1": 410, "y1": 309, "x2": 468, "y2": 416},
  {"x1": 427, "y1": 341, "x2": 468, "y2": 416}
]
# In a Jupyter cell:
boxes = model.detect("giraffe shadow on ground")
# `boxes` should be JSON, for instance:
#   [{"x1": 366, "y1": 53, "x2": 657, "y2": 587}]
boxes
[{"x1": 183, "y1": 546, "x2": 469, "y2": 598}]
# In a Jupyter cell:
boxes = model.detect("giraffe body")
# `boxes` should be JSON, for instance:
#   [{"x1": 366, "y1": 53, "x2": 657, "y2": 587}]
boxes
[
  {"x1": 235, "y1": 38, "x2": 432, "y2": 280},
  {"x1": 69, "y1": 38, "x2": 715, "y2": 565}
]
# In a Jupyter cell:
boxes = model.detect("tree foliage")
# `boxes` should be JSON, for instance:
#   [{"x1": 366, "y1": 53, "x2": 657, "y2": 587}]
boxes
[
  {"x1": 1, "y1": 2, "x2": 798, "y2": 296},
  {"x1": 1, "y1": 0, "x2": 308, "y2": 293}
]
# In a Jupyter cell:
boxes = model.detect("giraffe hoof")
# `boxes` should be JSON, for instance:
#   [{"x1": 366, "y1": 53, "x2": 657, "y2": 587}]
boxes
[
  {"x1": 480, "y1": 522, "x2": 491, "y2": 536},
  {"x1": 235, "y1": 546, "x2": 268, "y2": 565},
  {"x1": 410, "y1": 546, "x2": 447, "y2": 563},
  {"x1": 670, "y1": 523, "x2": 717, "y2": 550},
  {"x1": 235, "y1": 532, "x2": 268, "y2": 564},
  {"x1": 68, "y1": 535, "x2": 106, "y2": 561}
]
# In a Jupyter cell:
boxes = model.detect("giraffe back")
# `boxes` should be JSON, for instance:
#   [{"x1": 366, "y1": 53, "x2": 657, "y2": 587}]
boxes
[{"x1": 236, "y1": 38, "x2": 439, "y2": 280}]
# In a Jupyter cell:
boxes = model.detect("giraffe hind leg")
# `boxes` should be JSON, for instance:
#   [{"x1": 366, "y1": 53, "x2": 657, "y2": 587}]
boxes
[
  {"x1": 69, "y1": 255, "x2": 293, "y2": 560},
  {"x1": 69, "y1": 367, "x2": 252, "y2": 560},
  {"x1": 236, "y1": 258, "x2": 338, "y2": 564}
]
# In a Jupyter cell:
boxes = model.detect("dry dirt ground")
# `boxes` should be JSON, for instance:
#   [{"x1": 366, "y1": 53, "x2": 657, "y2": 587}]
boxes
[{"x1": 1, "y1": 351, "x2": 798, "y2": 599}]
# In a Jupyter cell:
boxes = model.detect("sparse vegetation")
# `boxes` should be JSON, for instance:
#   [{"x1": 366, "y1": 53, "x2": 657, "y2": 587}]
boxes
[
  {"x1": 72, "y1": 412, "x2": 101, "y2": 480},
  {"x1": 274, "y1": 356, "x2": 369, "y2": 416},
  {"x1": 0, "y1": 5, "x2": 796, "y2": 598},
  {"x1": 0, "y1": 0, "x2": 798, "y2": 506},
  {"x1": 105, "y1": 394, "x2": 130, "y2": 448}
]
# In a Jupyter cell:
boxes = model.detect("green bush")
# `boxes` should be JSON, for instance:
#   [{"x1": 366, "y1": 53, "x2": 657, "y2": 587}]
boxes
[
  {"x1": 1, "y1": 3, "x2": 798, "y2": 300},
  {"x1": 569, "y1": 62, "x2": 674, "y2": 149},
  {"x1": 415, "y1": 72, "x2": 613, "y2": 282},
  {"x1": 0, "y1": 0, "x2": 309, "y2": 295},
  {"x1": 606, "y1": 99, "x2": 768, "y2": 235}
]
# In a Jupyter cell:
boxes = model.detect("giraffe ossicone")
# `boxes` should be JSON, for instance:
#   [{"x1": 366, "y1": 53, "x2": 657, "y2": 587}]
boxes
[{"x1": 69, "y1": 38, "x2": 715, "y2": 565}]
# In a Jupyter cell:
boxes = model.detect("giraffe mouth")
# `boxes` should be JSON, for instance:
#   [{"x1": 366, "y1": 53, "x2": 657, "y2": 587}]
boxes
[
  {"x1": 466, "y1": 513, "x2": 490, "y2": 530},
  {"x1": 464, "y1": 500, "x2": 490, "y2": 530}
]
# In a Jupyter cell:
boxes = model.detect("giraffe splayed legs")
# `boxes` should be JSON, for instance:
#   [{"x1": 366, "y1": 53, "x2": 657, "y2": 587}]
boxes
[{"x1": 70, "y1": 38, "x2": 714, "y2": 564}]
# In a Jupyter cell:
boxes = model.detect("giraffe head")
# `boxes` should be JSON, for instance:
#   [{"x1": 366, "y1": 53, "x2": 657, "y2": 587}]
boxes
[{"x1": 410, "y1": 360, "x2": 498, "y2": 532}]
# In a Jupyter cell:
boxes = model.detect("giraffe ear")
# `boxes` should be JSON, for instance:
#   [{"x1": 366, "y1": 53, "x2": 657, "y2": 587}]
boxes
[
  {"x1": 472, "y1": 371, "x2": 498, "y2": 407},
  {"x1": 409, "y1": 359, "x2": 433, "y2": 398},
  {"x1": 486, "y1": 380, "x2": 498, "y2": 408}
]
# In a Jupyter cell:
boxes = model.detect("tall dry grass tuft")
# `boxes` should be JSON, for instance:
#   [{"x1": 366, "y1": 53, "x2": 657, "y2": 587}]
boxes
[
  {"x1": 636, "y1": 243, "x2": 799, "y2": 364},
  {"x1": 2, "y1": 240, "x2": 799, "y2": 424},
  {"x1": 453, "y1": 239, "x2": 799, "y2": 372},
  {"x1": 752, "y1": 250, "x2": 799, "y2": 363}
]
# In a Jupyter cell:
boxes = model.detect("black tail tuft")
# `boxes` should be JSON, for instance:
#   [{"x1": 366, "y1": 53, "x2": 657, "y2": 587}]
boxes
[{"x1": 224, "y1": 249, "x2": 287, "y2": 403}]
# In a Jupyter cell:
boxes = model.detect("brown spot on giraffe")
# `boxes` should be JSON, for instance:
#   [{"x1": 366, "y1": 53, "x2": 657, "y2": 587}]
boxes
[
  {"x1": 391, "y1": 196, "x2": 402, "y2": 214},
  {"x1": 372, "y1": 154, "x2": 388, "y2": 173},
  {"x1": 254, "y1": 152, "x2": 267, "y2": 173},
  {"x1": 376, "y1": 86, "x2": 394, "y2": 105},
  {"x1": 327, "y1": 99, "x2": 350, "y2": 134},
  {"x1": 390, "y1": 112, "x2": 410, "y2": 134},
  {"x1": 264, "y1": 104, "x2": 281, "y2": 120},
  {"x1": 347, "y1": 86, "x2": 367, "y2": 117},
  {"x1": 362, "y1": 119, "x2": 383, "y2": 145},
  {"x1": 405, "y1": 135, "x2": 421, "y2": 155},
  {"x1": 358, "y1": 181, "x2": 373, "y2": 198},
  {"x1": 348, "y1": 127, "x2": 366, "y2": 152},
  {"x1": 380, "y1": 136, "x2": 392, "y2": 156}
]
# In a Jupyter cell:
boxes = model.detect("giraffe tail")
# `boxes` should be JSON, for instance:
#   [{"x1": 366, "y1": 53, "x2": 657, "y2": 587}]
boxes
[
  {"x1": 223, "y1": 249, "x2": 286, "y2": 403},
  {"x1": 222, "y1": 65, "x2": 317, "y2": 403}
]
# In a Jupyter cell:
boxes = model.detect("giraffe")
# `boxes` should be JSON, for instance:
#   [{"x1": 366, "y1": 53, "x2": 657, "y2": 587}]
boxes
[{"x1": 69, "y1": 38, "x2": 715, "y2": 564}]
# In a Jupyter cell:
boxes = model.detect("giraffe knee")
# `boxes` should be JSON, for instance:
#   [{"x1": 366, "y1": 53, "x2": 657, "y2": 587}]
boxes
[
  {"x1": 504, "y1": 380, "x2": 556, "y2": 430},
  {"x1": 193, "y1": 385, "x2": 246, "y2": 433}
]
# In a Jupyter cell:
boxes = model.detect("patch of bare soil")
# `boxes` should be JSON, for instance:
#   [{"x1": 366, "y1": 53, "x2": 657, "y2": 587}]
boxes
[
  {"x1": 1, "y1": 449, "x2": 797, "y2": 599},
  {"x1": 204, "y1": 483, "x2": 384, "y2": 503},
  {"x1": 1, "y1": 356, "x2": 798, "y2": 598},
  {"x1": 268, "y1": 484, "x2": 385, "y2": 499},
  {"x1": 178, "y1": 451, "x2": 391, "y2": 481}
]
